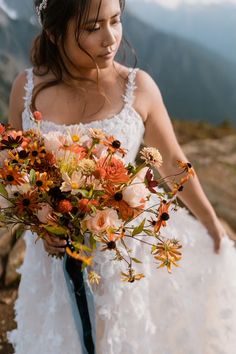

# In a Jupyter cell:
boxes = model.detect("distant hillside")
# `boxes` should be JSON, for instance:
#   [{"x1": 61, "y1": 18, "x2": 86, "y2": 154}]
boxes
[
  {"x1": 123, "y1": 12, "x2": 236, "y2": 125},
  {"x1": 0, "y1": 8, "x2": 37, "y2": 117},
  {"x1": 0, "y1": 4, "x2": 236, "y2": 125},
  {"x1": 128, "y1": 1, "x2": 236, "y2": 64}
]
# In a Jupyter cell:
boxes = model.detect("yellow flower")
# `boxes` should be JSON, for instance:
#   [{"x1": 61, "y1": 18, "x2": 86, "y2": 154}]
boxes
[
  {"x1": 152, "y1": 239, "x2": 182, "y2": 273},
  {"x1": 88, "y1": 271, "x2": 101, "y2": 285},
  {"x1": 121, "y1": 269, "x2": 145, "y2": 282}
]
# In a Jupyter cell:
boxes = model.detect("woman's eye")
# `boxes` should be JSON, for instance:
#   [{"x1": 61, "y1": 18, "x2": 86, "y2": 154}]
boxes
[
  {"x1": 112, "y1": 18, "x2": 121, "y2": 25},
  {"x1": 86, "y1": 25, "x2": 100, "y2": 33}
]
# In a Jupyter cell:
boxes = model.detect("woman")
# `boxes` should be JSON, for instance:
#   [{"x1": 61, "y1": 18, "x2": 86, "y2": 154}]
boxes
[{"x1": 7, "y1": 0, "x2": 236, "y2": 353}]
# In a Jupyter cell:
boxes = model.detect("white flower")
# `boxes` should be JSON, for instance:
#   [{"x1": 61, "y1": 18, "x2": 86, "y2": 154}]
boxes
[
  {"x1": 6, "y1": 183, "x2": 31, "y2": 197},
  {"x1": 85, "y1": 209, "x2": 121, "y2": 233},
  {"x1": 140, "y1": 147, "x2": 163, "y2": 168},
  {"x1": 89, "y1": 128, "x2": 106, "y2": 141},
  {"x1": 66, "y1": 126, "x2": 86, "y2": 144},
  {"x1": 36, "y1": 203, "x2": 53, "y2": 223},
  {"x1": 122, "y1": 178, "x2": 150, "y2": 208},
  {"x1": 0, "y1": 195, "x2": 11, "y2": 209},
  {"x1": 43, "y1": 131, "x2": 66, "y2": 159},
  {"x1": 78, "y1": 159, "x2": 96, "y2": 175},
  {"x1": 60, "y1": 171, "x2": 84, "y2": 194}
]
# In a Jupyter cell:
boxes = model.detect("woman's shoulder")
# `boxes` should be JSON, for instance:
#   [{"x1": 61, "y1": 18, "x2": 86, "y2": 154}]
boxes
[
  {"x1": 135, "y1": 69, "x2": 161, "y2": 96},
  {"x1": 129, "y1": 68, "x2": 163, "y2": 122}
]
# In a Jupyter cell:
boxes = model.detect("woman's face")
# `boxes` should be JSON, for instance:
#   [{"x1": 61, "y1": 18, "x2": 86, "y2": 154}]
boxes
[{"x1": 63, "y1": 0, "x2": 123, "y2": 71}]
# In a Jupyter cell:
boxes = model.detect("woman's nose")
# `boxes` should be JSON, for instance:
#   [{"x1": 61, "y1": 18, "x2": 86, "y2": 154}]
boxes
[{"x1": 102, "y1": 27, "x2": 116, "y2": 48}]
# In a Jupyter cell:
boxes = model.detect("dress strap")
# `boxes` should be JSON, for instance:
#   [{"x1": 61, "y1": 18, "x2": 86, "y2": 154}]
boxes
[
  {"x1": 23, "y1": 67, "x2": 34, "y2": 112},
  {"x1": 123, "y1": 68, "x2": 139, "y2": 106}
]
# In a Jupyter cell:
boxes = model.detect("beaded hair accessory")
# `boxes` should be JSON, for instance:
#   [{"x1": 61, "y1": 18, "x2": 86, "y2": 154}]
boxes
[{"x1": 36, "y1": 0, "x2": 48, "y2": 25}]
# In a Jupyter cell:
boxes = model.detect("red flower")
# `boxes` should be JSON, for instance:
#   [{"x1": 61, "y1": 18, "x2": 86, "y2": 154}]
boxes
[{"x1": 58, "y1": 200, "x2": 73, "y2": 213}]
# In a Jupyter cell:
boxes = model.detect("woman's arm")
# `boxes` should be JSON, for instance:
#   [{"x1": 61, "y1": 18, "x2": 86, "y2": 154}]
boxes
[
  {"x1": 8, "y1": 71, "x2": 27, "y2": 130},
  {"x1": 137, "y1": 71, "x2": 225, "y2": 252}
]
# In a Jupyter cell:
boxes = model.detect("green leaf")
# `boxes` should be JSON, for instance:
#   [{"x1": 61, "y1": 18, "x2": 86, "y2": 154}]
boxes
[
  {"x1": 0, "y1": 183, "x2": 8, "y2": 198},
  {"x1": 29, "y1": 169, "x2": 36, "y2": 184},
  {"x1": 76, "y1": 189, "x2": 91, "y2": 198},
  {"x1": 90, "y1": 234, "x2": 97, "y2": 250},
  {"x1": 73, "y1": 242, "x2": 92, "y2": 253},
  {"x1": 143, "y1": 229, "x2": 154, "y2": 237},
  {"x1": 132, "y1": 219, "x2": 146, "y2": 237},
  {"x1": 43, "y1": 225, "x2": 68, "y2": 236},
  {"x1": 151, "y1": 245, "x2": 157, "y2": 253},
  {"x1": 131, "y1": 257, "x2": 142, "y2": 264},
  {"x1": 15, "y1": 224, "x2": 26, "y2": 239}
]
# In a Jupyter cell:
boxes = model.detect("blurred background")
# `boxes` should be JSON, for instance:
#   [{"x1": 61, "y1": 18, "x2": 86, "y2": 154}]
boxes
[{"x1": 0, "y1": 0, "x2": 236, "y2": 353}]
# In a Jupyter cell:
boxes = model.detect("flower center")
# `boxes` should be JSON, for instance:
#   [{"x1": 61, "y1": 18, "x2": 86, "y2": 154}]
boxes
[
  {"x1": 107, "y1": 241, "x2": 116, "y2": 250},
  {"x1": 112, "y1": 140, "x2": 121, "y2": 149},
  {"x1": 160, "y1": 212, "x2": 169, "y2": 221},
  {"x1": 114, "y1": 192, "x2": 123, "y2": 201}
]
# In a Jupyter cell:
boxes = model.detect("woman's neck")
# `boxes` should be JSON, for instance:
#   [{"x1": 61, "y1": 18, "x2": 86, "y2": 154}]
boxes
[{"x1": 62, "y1": 61, "x2": 119, "y2": 87}]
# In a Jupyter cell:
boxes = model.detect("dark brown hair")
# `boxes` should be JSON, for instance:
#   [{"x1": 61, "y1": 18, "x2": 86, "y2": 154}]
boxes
[{"x1": 31, "y1": 0, "x2": 134, "y2": 111}]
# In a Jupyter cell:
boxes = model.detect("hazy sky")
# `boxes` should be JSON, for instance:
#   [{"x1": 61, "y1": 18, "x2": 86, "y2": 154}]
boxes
[{"x1": 139, "y1": 0, "x2": 236, "y2": 9}]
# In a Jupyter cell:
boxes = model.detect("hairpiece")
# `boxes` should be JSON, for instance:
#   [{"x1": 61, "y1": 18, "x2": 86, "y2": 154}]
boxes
[{"x1": 36, "y1": 0, "x2": 48, "y2": 25}]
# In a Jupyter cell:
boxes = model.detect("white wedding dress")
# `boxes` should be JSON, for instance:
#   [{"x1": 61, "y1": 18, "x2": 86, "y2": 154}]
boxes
[{"x1": 8, "y1": 68, "x2": 236, "y2": 354}]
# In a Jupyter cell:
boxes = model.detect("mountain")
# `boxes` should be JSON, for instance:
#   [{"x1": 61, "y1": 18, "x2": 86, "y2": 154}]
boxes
[
  {"x1": 128, "y1": 1, "x2": 236, "y2": 64},
  {"x1": 0, "y1": 0, "x2": 34, "y2": 20},
  {"x1": 0, "y1": 7, "x2": 38, "y2": 117},
  {"x1": 122, "y1": 12, "x2": 236, "y2": 124},
  {"x1": 0, "y1": 2, "x2": 236, "y2": 125}
]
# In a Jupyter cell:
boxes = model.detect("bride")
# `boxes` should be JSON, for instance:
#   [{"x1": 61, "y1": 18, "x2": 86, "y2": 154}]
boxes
[{"x1": 7, "y1": 0, "x2": 236, "y2": 353}]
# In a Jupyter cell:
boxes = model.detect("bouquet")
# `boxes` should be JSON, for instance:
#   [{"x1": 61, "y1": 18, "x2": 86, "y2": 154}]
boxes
[{"x1": 0, "y1": 116, "x2": 194, "y2": 283}]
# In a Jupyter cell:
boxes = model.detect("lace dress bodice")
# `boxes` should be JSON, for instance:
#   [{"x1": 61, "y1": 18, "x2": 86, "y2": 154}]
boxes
[{"x1": 22, "y1": 68, "x2": 145, "y2": 163}]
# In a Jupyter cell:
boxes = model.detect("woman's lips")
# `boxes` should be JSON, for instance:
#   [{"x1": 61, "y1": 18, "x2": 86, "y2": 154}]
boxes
[{"x1": 98, "y1": 51, "x2": 115, "y2": 59}]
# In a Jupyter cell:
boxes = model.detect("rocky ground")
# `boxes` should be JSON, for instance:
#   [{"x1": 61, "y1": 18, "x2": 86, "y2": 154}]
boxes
[{"x1": 0, "y1": 125, "x2": 236, "y2": 354}]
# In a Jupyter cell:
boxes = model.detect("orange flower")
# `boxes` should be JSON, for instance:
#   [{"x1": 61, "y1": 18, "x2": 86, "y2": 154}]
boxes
[
  {"x1": 0, "y1": 123, "x2": 6, "y2": 135},
  {"x1": 97, "y1": 230, "x2": 123, "y2": 252},
  {"x1": 28, "y1": 141, "x2": 46, "y2": 165},
  {"x1": 102, "y1": 135, "x2": 127, "y2": 157},
  {"x1": 33, "y1": 111, "x2": 43, "y2": 122},
  {"x1": 15, "y1": 190, "x2": 41, "y2": 214},
  {"x1": 101, "y1": 184, "x2": 140, "y2": 221},
  {"x1": 177, "y1": 160, "x2": 195, "y2": 177},
  {"x1": 0, "y1": 164, "x2": 26, "y2": 186},
  {"x1": 63, "y1": 144, "x2": 87, "y2": 160},
  {"x1": 152, "y1": 239, "x2": 182, "y2": 273},
  {"x1": 153, "y1": 200, "x2": 171, "y2": 233},
  {"x1": 121, "y1": 269, "x2": 145, "y2": 282},
  {"x1": 45, "y1": 152, "x2": 57, "y2": 166},
  {"x1": 7, "y1": 150, "x2": 29, "y2": 165},
  {"x1": 66, "y1": 247, "x2": 93, "y2": 266},
  {"x1": 78, "y1": 198, "x2": 99, "y2": 213},
  {"x1": 58, "y1": 199, "x2": 73, "y2": 213},
  {"x1": 35, "y1": 172, "x2": 54, "y2": 191},
  {"x1": 94, "y1": 156, "x2": 129, "y2": 184}
]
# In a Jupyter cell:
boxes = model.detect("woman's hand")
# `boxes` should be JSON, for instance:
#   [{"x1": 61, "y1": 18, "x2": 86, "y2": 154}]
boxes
[
  {"x1": 43, "y1": 234, "x2": 67, "y2": 257},
  {"x1": 203, "y1": 216, "x2": 227, "y2": 254}
]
